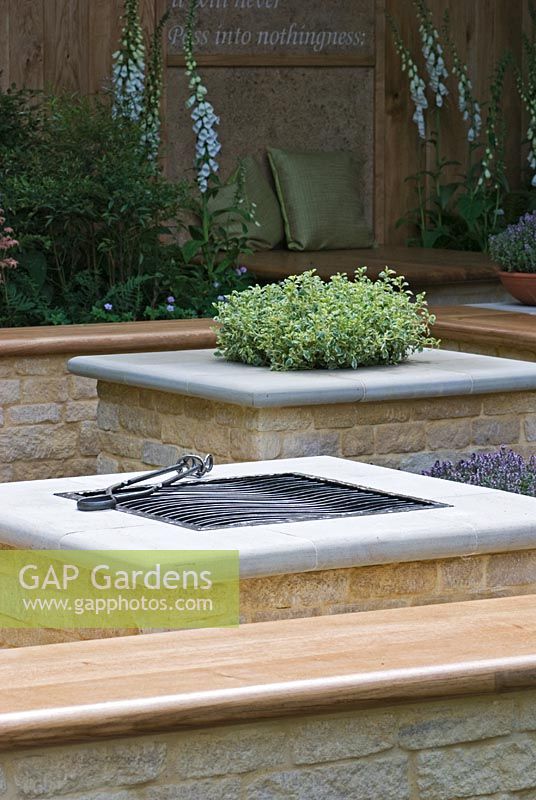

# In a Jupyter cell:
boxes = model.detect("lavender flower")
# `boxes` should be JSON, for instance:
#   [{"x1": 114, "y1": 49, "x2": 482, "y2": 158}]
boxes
[
  {"x1": 167, "y1": 295, "x2": 175, "y2": 304},
  {"x1": 112, "y1": 0, "x2": 146, "y2": 122},
  {"x1": 423, "y1": 447, "x2": 536, "y2": 496},
  {"x1": 104, "y1": 303, "x2": 113, "y2": 311},
  {"x1": 489, "y1": 212, "x2": 536, "y2": 273},
  {"x1": 166, "y1": 304, "x2": 175, "y2": 312}
]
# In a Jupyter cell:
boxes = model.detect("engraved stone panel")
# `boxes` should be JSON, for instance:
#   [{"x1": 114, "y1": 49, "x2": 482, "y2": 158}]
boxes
[{"x1": 167, "y1": 0, "x2": 375, "y2": 57}]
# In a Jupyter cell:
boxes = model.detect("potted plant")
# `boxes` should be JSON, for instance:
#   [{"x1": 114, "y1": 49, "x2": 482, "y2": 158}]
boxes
[{"x1": 489, "y1": 212, "x2": 536, "y2": 305}]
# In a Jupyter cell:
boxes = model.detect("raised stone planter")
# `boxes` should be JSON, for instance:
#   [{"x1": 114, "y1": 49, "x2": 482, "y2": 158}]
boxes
[
  {"x1": 68, "y1": 348, "x2": 536, "y2": 474},
  {"x1": 1, "y1": 456, "x2": 536, "y2": 645},
  {"x1": 0, "y1": 320, "x2": 215, "y2": 482}
]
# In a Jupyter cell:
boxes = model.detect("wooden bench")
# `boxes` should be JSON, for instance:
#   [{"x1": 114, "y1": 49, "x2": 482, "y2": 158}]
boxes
[
  {"x1": 243, "y1": 246, "x2": 506, "y2": 305},
  {"x1": 3, "y1": 593, "x2": 536, "y2": 749},
  {"x1": 432, "y1": 305, "x2": 536, "y2": 361},
  {"x1": 0, "y1": 318, "x2": 217, "y2": 357}
]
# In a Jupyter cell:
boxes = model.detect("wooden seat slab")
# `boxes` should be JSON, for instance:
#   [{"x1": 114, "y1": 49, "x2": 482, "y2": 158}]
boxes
[
  {"x1": 2, "y1": 594, "x2": 536, "y2": 749},
  {"x1": 432, "y1": 305, "x2": 536, "y2": 351},
  {"x1": 243, "y1": 246, "x2": 499, "y2": 287},
  {"x1": 0, "y1": 318, "x2": 217, "y2": 357}
]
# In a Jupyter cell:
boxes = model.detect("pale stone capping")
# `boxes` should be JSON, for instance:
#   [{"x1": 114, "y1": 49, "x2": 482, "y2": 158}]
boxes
[
  {"x1": 68, "y1": 348, "x2": 536, "y2": 407},
  {"x1": 0, "y1": 458, "x2": 535, "y2": 579}
]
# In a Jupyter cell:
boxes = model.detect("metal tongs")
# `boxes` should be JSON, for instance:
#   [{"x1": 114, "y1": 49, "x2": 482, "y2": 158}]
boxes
[{"x1": 76, "y1": 454, "x2": 214, "y2": 511}]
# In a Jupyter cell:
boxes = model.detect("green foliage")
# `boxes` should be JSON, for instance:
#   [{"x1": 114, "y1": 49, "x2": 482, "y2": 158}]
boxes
[
  {"x1": 391, "y1": 1, "x2": 518, "y2": 252},
  {"x1": 177, "y1": 0, "x2": 256, "y2": 295},
  {"x1": 0, "y1": 88, "x2": 187, "y2": 326},
  {"x1": 0, "y1": 0, "x2": 255, "y2": 328},
  {"x1": 214, "y1": 270, "x2": 438, "y2": 372}
]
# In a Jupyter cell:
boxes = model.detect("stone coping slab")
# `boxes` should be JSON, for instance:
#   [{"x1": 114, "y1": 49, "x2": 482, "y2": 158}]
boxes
[
  {"x1": 67, "y1": 348, "x2": 536, "y2": 408},
  {"x1": 0, "y1": 457, "x2": 535, "y2": 578}
]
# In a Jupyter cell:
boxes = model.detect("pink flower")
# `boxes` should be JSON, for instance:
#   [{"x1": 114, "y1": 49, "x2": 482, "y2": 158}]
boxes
[{"x1": 0, "y1": 208, "x2": 19, "y2": 274}]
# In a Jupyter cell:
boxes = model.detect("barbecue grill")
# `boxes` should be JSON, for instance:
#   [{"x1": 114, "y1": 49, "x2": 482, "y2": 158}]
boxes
[{"x1": 57, "y1": 455, "x2": 448, "y2": 531}]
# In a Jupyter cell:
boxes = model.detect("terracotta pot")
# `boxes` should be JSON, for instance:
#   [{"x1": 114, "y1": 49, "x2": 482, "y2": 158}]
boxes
[{"x1": 498, "y1": 271, "x2": 536, "y2": 306}]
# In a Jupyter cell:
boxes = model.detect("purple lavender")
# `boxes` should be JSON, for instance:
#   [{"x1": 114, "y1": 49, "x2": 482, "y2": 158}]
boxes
[
  {"x1": 489, "y1": 212, "x2": 536, "y2": 273},
  {"x1": 423, "y1": 447, "x2": 536, "y2": 496}
]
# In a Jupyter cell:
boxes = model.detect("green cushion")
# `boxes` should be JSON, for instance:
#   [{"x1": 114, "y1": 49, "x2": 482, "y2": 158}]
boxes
[
  {"x1": 267, "y1": 148, "x2": 374, "y2": 251},
  {"x1": 209, "y1": 156, "x2": 285, "y2": 251}
]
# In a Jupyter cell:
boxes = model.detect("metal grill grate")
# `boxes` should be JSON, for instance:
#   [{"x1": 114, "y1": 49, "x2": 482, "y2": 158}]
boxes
[{"x1": 58, "y1": 473, "x2": 447, "y2": 531}]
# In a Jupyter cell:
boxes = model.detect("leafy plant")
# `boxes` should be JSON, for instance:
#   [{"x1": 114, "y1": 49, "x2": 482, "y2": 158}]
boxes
[
  {"x1": 423, "y1": 447, "x2": 536, "y2": 496},
  {"x1": 489, "y1": 211, "x2": 536, "y2": 272},
  {"x1": 517, "y1": 0, "x2": 536, "y2": 187},
  {"x1": 390, "y1": 1, "x2": 512, "y2": 252},
  {"x1": 214, "y1": 269, "x2": 438, "y2": 371},
  {"x1": 0, "y1": 89, "x2": 184, "y2": 326},
  {"x1": 0, "y1": 0, "x2": 255, "y2": 328},
  {"x1": 174, "y1": 0, "x2": 256, "y2": 300}
]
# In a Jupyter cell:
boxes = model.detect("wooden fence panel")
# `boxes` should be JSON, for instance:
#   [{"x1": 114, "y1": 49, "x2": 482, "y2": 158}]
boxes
[
  {"x1": 0, "y1": 0, "x2": 528, "y2": 245},
  {"x1": 43, "y1": 0, "x2": 90, "y2": 93},
  {"x1": 7, "y1": 0, "x2": 44, "y2": 89}
]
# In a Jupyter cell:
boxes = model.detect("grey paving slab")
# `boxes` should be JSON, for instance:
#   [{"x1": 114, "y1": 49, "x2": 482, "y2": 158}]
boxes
[{"x1": 68, "y1": 348, "x2": 536, "y2": 408}]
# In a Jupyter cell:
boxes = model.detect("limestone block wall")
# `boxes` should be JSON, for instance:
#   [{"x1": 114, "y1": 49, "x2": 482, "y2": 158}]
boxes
[
  {"x1": 3, "y1": 549, "x2": 536, "y2": 648},
  {"x1": 2, "y1": 689, "x2": 536, "y2": 799},
  {"x1": 96, "y1": 382, "x2": 536, "y2": 475},
  {"x1": 0, "y1": 355, "x2": 98, "y2": 482}
]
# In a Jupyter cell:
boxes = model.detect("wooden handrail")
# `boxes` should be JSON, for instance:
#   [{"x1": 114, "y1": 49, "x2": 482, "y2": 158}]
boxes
[{"x1": 2, "y1": 594, "x2": 536, "y2": 750}]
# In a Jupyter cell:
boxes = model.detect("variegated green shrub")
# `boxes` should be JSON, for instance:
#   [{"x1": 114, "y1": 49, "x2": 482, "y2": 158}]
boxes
[{"x1": 214, "y1": 269, "x2": 438, "y2": 371}]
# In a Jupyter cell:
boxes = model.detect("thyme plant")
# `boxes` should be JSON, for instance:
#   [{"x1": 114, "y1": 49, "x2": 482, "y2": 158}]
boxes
[{"x1": 214, "y1": 270, "x2": 438, "y2": 372}]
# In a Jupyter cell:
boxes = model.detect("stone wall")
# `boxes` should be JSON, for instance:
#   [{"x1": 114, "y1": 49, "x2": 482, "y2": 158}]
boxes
[
  {"x1": 96, "y1": 382, "x2": 536, "y2": 475},
  {"x1": 3, "y1": 689, "x2": 536, "y2": 799},
  {"x1": 3, "y1": 549, "x2": 536, "y2": 648},
  {"x1": 0, "y1": 355, "x2": 98, "y2": 482}
]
